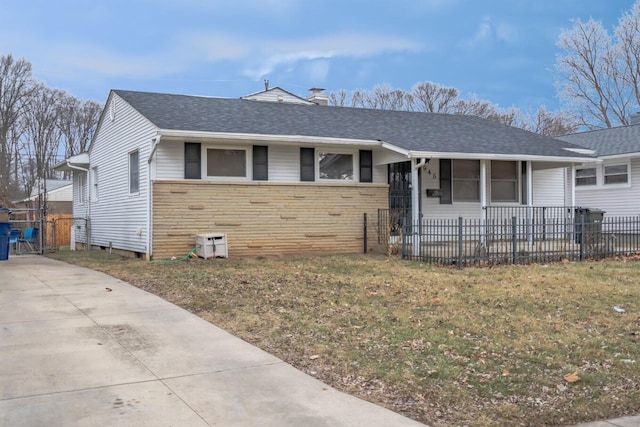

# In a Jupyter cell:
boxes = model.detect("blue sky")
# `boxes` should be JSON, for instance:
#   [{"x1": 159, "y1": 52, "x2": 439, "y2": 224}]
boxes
[{"x1": 1, "y1": 0, "x2": 635, "y2": 112}]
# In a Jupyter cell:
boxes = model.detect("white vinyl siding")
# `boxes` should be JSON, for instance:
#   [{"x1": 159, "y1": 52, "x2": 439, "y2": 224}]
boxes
[
  {"x1": 532, "y1": 168, "x2": 566, "y2": 206},
  {"x1": 86, "y1": 93, "x2": 155, "y2": 253},
  {"x1": 155, "y1": 142, "x2": 387, "y2": 184},
  {"x1": 574, "y1": 157, "x2": 640, "y2": 217}
]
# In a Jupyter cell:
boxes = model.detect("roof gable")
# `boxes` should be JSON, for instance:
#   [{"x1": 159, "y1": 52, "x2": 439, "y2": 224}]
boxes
[{"x1": 241, "y1": 86, "x2": 312, "y2": 105}]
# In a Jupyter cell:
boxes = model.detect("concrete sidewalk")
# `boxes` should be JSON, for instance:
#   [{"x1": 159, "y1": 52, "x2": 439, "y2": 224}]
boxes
[{"x1": 0, "y1": 256, "x2": 425, "y2": 427}]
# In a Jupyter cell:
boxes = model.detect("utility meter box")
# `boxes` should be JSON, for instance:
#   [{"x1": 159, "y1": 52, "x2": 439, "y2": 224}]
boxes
[{"x1": 195, "y1": 233, "x2": 228, "y2": 259}]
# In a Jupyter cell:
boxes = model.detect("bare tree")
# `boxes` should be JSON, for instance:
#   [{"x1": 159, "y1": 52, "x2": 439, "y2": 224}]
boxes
[
  {"x1": 555, "y1": 1, "x2": 640, "y2": 129},
  {"x1": 0, "y1": 54, "x2": 34, "y2": 200},
  {"x1": 57, "y1": 93, "x2": 102, "y2": 158},
  {"x1": 522, "y1": 106, "x2": 580, "y2": 136},
  {"x1": 328, "y1": 89, "x2": 349, "y2": 107},
  {"x1": 617, "y1": 2, "x2": 640, "y2": 110},
  {"x1": 410, "y1": 81, "x2": 459, "y2": 113},
  {"x1": 329, "y1": 81, "x2": 579, "y2": 136},
  {"x1": 21, "y1": 84, "x2": 64, "y2": 201}
]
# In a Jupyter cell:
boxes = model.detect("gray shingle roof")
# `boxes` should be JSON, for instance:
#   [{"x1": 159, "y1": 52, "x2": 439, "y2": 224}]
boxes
[
  {"x1": 558, "y1": 124, "x2": 640, "y2": 157},
  {"x1": 114, "y1": 89, "x2": 592, "y2": 159}
]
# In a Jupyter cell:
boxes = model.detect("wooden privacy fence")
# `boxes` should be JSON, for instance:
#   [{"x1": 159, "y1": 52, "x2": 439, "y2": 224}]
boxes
[{"x1": 45, "y1": 214, "x2": 74, "y2": 249}]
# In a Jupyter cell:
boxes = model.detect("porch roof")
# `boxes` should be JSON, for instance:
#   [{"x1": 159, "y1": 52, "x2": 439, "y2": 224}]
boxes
[{"x1": 113, "y1": 90, "x2": 595, "y2": 161}]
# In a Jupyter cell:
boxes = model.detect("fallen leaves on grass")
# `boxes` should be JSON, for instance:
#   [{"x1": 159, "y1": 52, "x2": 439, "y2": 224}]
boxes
[{"x1": 563, "y1": 371, "x2": 580, "y2": 383}]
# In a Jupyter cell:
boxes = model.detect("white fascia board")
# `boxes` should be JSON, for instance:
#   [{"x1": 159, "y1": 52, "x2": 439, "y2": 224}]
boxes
[
  {"x1": 407, "y1": 150, "x2": 600, "y2": 164},
  {"x1": 598, "y1": 152, "x2": 640, "y2": 161},
  {"x1": 157, "y1": 129, "x2": 381, "y2": 147},
  {"x1": 53, "y1": 152, "x2": 91, "y2": 171}
]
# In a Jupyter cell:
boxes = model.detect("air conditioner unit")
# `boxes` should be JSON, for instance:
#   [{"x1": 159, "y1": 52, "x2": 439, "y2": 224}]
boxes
[{"x1": 195, "y1": 233, "x2": 228, "y2": 259}]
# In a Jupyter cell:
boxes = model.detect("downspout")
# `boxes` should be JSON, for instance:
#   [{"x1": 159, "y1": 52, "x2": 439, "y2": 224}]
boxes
[
  {"x1": 66, "y1": 161, "x2": 91, "y2": 249},
  {"x1": 411, "y1": 158, "x2": 427, "y2": 256},
  {"x1": 146, "y1": 136, "x2": 160, "y2": 261}
]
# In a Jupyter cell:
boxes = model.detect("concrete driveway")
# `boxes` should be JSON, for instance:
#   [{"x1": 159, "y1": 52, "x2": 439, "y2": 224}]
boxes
[{"x1": 0, "y1": 255, "x2": 426, "y2": 427}]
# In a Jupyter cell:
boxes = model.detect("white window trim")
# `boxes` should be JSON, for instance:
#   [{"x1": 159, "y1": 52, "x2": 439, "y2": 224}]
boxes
[
  {"x1": 129, "y1": 149, "x2": 140, "y2": 195},
  {"x1": 575, "y1": 160, "x2": 630, "y2": 190},
  {"x1": 452, "y1": 159, "x2": 480, "y2": 202},
  {"x1": 489, "y1": 160, "x2": 519, "y2": 203},
  {"x1": 603, "y1": 160, "x2": 631, "y2": 188},
  {"x1": 77, "y1": 172, "x2": 86, "y2": 205},
  {"x1": 91, "y1": 166, "x2": 98, "y2": 202},
  {"x1": 317, "y1": 149, "x2": 357, "y2": 182},
  {"x1": 203, "y1": 145, "x2": 250, "y2": 181}
]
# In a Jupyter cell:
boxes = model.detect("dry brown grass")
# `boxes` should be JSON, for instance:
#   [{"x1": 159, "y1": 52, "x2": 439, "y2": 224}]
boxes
[{"x1": 48, "y1": 250, "x2": 640, "y2": 426}]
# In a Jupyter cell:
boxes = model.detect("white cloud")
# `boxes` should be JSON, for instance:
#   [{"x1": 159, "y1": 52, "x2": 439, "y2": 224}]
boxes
[
  {"x1": 241, "y1": 32, "x2": 423, "y2": 80},
  {"x1": 460, "y1": 16, "x2": 519, "y2": 48}
]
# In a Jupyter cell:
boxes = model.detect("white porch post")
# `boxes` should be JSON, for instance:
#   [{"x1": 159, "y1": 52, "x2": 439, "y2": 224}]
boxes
[
  {"x1": 527, "y1": 160, "x2": 533, "y2": 245},
  {"x1": 411, "y1": 158, "x2": 421, "y2": 256},
  {"x1": 570, "y1": 165, "x2": 576, "y2": 208},
  {"x1": 480, "y1": 160, "x2": 488, "y2": 243}
]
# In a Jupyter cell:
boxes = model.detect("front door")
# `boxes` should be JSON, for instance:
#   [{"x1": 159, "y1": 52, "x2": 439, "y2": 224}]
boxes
[{"x1": 388, "y1": 161, "x2": 412, "y2": 227}]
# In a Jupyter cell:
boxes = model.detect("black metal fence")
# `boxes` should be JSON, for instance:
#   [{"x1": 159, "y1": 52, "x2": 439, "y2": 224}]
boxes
[{"x1": 375, "y1": 208, "x2": 640, "y2": 268}]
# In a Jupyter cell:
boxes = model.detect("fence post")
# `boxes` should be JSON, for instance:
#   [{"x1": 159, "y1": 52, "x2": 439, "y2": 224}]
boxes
[
  {"x1": 579, "y1": 214, "x2": 585, "y2": 261},
  {"x1": 363, "y1": 213, "x2": 368, "y2": 254},
  {"x1": 457, "y1": 216, "x2": 463, "y2": 270},
  {"x1": 401, "y1": 217, "x2": 407, "y2": 259},
  {"x1": 512, "y1": 216, "x2": 518, "y2": 265}
]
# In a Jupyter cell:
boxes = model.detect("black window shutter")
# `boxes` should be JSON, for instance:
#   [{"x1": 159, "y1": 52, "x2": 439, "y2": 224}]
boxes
[
  {"x1": 253, "y1": 145, "x2": 268, "y2": 181},
  {"x1": 184, "y1": 142, "x2": 201, "y2": 179},
  {"x1": 300, "y1": 147, "x2": 315, "y2": 181},
  {"x1": 440, "y1": 159, "x2": 452, "y2": 204},
  {"x1": 359, "y1": 150, "x2": 373, "y2": 183}
]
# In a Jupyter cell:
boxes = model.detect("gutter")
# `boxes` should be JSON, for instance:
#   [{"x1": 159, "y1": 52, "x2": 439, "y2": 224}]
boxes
[
  {"x1": 146, "y1": 136, "x2": 160, "y2": 261},
  {"x1": 407, "y1": 150, "x2": 600, "y2": 164},
  {"x1": 157, "y1": 129, "x2": 383, "y2": 147}
]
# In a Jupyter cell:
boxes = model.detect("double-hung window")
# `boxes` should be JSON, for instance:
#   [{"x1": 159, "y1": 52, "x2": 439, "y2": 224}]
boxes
[
  {"x1": 604, "y1": 164, "x2": 628, "y2": 185},
  {"x1": 77, "y1": 172, "x2": 86, "y2": 204},
  {"x1": 91, "y1": 167, "x2": 98, "y2": 202},
  {"x1": 575, "y1": 167, "x2": 596, "y2": 187},
  {"x1": 129, "y1": 150, "x2": 139, "y2": 194},
  {"x1": 491, "y1": 161, "x2": 518, "y2": 202},
  {"x1": 452, "y1": 159, "x2": 480, "y2": 202}
]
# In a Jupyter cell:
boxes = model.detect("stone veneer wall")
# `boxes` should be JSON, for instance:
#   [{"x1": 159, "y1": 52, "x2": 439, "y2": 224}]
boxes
[{"x1": 152, "y1": 181, "x2": 388, "y2": 259}]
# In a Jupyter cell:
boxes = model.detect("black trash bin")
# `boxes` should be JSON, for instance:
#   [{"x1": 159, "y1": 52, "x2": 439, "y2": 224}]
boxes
[{"x1": 574, "y1": 208, "x2": 605, "y2": 244}]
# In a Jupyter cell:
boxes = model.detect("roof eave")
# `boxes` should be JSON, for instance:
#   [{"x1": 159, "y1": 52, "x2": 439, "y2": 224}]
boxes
[
  {"x1": 407, "y1": 150, "x2": 600, "y2": 163},
  {"x1": 157, "y1": 129, "x2": 384, "y2": 147}
]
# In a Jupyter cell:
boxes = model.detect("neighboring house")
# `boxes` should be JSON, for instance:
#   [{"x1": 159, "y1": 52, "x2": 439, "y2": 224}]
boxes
[
  {"x1": 559, "y1": 123, "x2": 640, "y2": 217},
  {"x1": 13, "y1": 179, "x2": 73, "y2": 215},
  {"x1": 55, "y1": 89, "x2": 596, "y2": 259},
  {"x1": 241, "y1": 85, "x2": 321, "y2": 105}
]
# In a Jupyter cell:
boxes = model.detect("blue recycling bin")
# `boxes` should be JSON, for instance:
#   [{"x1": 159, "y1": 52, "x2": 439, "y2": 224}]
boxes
[{"x1": 0, "y1": 222, "x2": 10, "y2": 261}]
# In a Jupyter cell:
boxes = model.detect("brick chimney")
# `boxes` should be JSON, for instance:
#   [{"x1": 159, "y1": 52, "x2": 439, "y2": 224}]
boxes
[{"x1": 307, "y1": 87, "x2": 328, "y2": 106}]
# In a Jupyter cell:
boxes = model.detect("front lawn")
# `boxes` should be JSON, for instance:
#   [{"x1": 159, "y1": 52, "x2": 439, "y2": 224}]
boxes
[{"x1": 48, "y1": 250, "x2": 640, "y2": 426}]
